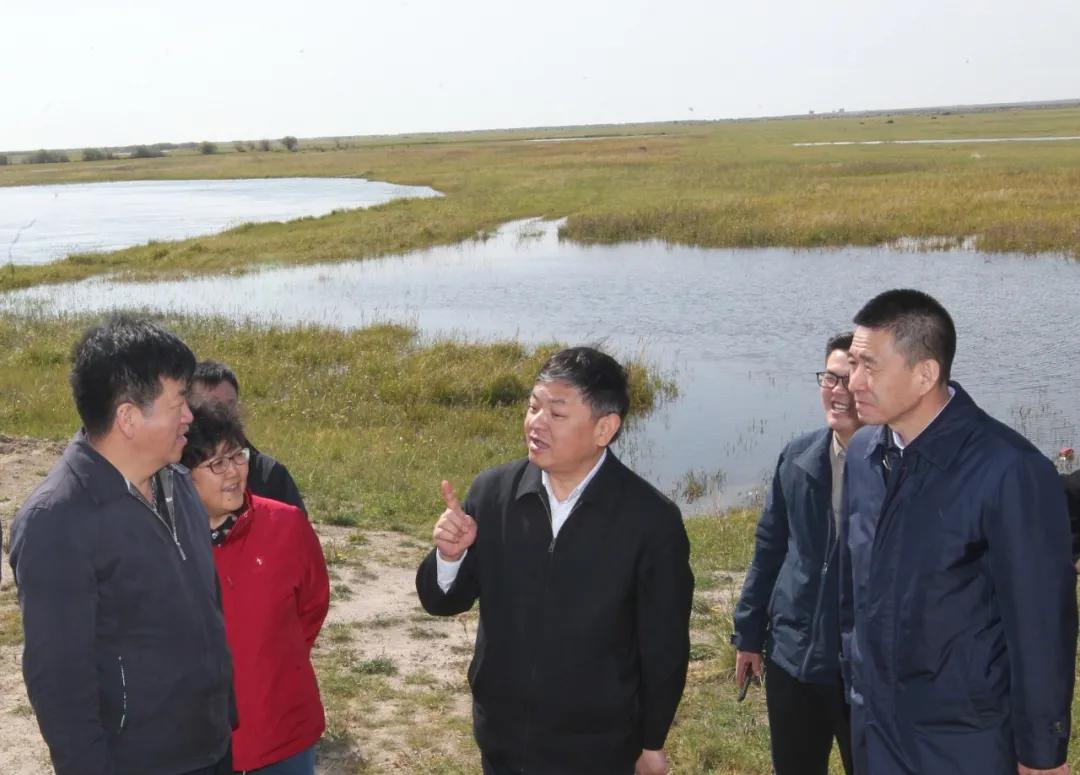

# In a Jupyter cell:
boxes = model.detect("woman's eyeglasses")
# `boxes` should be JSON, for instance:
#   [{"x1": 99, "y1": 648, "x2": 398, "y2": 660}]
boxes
[{"x1": 201, "y1": 447, "x2": 251, "y2": 475}]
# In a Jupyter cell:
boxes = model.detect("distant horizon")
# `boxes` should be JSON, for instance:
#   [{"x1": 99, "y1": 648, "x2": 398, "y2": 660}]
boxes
[
  {"x1": 4, "y1": 96, "x2": 1079, "y2": 157},
  {"x1": 9, "y1": 0, "x2": 1078, "y2": 154}
]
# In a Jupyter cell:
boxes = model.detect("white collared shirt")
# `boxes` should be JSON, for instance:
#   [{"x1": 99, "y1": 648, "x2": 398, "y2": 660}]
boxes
[
  {"x1": 435, "y1": 451, "x2": 608, "y2": 593},
  {"x1": 541, "y1": 449, "x2": 607, "y2": 541}
]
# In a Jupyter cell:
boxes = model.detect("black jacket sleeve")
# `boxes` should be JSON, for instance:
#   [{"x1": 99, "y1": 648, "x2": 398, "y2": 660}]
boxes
[
  {"x1": 415, "y1": 491, "x2": 482, "y2": 616},
  {"x1": 987, "y1": 455, "x2": 1077, "y2": 768},
  {"x1": 415, "y1": 547, "x2": 481, "y2": 616},
  {"x1": 636, "y1": 503, "x2": 694, "y2": 750},
  {"x1": 12, "y1": 506, "x2": 117, "y2": 775}
]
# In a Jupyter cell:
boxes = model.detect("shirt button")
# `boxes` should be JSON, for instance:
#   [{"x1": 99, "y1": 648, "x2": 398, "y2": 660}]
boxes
[{"x1": 1053, "y1": 720, "x2": 1065, "y2": 733}]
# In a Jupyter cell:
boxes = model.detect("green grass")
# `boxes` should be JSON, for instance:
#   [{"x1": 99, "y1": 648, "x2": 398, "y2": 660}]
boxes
[
  {"x1": 4, "y1": 107, "x2": 1080, "y2": 770},
  {"x1": 0, "y1": 312, "x2": 674, "y2": 533},
  {"x1": 4, "y1": 107, "x2": 1080, "y2": 292}
]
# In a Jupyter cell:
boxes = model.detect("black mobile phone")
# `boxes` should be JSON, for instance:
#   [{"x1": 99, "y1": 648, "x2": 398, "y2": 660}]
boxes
[{"x1": 737, "y1": 671, "x2": 754, "y2": 702}]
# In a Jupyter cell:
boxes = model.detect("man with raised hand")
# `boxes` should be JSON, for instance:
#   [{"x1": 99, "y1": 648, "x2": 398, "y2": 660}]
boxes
[
  {"x1": 732, "y1": 332, "x2": 860, "y2": 775},
  {"x1": 416, "y1": 347, "x2": 694, "y2": 775},
  {"x1": 9, "y1": 315, "x2": 233, "y2": 775},
  {"x1": 839, "y1": 289, "x2": 1076, "y2": 775}
]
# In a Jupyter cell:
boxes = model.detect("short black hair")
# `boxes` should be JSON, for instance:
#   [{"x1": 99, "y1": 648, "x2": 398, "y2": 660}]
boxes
[
  {"x1": 71, "y1": 315, "x2": 196, "y2": 438},
  {"x1": 853, "y1": 289, "x2": 956, "y2": 383},
  {"x1": 536, "y1": 347, "x2": 630, "y2": 442},
  {"x1": 193, "y1": 360, "x2": 240, "y2": 394},
  {"x1": 181, "y1": 403, "x2": 247, "y2": 470},
  {"x1": 825, "y1": 331, "x2": 854, "y2": 359}
]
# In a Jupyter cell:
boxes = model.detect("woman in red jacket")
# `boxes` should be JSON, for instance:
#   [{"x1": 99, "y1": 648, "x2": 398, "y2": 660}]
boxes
[{"x1": 182, "y1": 404, "x2": 329, "y2": 775}]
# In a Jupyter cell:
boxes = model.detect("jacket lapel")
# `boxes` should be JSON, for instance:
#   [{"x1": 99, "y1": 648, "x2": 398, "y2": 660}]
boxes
[{"x1": 793, "y1": 427, "x2": 833, "y2": 488}]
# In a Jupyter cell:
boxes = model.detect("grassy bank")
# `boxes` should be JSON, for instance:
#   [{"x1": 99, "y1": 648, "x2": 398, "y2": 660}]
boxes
[
  {"x1": 0, "y1": 312, "x2": 674, "y2": 532},
  {"x1": 3, "y1": 311, "x2": 1080, "y2": 771},
  {"x1": 4, "y1": 107, "x2": 1080, "y2": 292}
]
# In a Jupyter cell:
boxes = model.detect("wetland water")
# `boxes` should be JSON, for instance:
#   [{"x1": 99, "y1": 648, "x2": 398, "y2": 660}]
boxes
[
  {"x1": 0, "y1": 177, "x2": 441, "y2": 265},
  {"x1": 4, "y1": 219, "x2": 1078, "y2": 510}
]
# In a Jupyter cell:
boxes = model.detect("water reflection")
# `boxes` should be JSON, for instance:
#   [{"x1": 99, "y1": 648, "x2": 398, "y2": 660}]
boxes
[
  {"x1": 0, "y1": 177, "x2": 441, "y2": 265},
  {"x1": 4, "y1": 219, "x2": 1078, "y2": 511}
]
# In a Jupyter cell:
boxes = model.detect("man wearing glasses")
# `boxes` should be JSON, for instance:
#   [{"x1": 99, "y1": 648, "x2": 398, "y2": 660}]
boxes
[
  {"x1": 188, "y1": 360, "x2": 306, "y2": 516},
  {"x1": 731, "y1": 332, "x2": 860, "y2": 775}
]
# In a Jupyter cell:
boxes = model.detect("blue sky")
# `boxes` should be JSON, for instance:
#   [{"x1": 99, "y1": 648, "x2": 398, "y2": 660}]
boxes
[{"x1": 4, "y1": 0, "x2": 1078, "y2": 150}]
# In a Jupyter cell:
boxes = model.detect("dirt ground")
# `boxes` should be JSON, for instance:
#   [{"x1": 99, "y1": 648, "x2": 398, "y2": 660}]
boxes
[
  {"x1": 0, "y1": 434, "x2": 474, "y2": 774},
  {"x1": 0, "y1": 434, "x2": 741, "y2": 774}
]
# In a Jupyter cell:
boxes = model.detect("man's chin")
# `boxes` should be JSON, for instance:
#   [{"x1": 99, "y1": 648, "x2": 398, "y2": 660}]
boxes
[{"x1": 527, "y1": 448, "x2": 551, "y2": 469}]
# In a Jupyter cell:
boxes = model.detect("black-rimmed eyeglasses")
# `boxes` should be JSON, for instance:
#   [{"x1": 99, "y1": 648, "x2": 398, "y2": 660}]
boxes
[
  {"x1": 816, "y1": 371, "x2": 851, "y2": 389},
  {"x1": 201, "y1": 447, "x2": 251, "y2": 475}
]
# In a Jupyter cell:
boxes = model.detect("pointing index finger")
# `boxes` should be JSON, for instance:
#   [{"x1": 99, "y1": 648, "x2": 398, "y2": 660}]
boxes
[{"x1": 440, "y1": 480, "x2": 464, "y2": 516}]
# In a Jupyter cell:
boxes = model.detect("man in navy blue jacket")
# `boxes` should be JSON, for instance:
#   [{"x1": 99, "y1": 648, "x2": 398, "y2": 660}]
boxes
[
  {"x1": 9, "y1": 316, "x2": 234, "y2": 775},
  {"x1": 839, "y1": 289, "x2": 1076, "y2": 775},
  {"x1": 732, "y1": 332, "x2": 860, "y2": 775}
]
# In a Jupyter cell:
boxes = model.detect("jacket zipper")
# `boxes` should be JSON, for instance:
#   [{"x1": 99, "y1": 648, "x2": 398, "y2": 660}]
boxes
[
  {"x1": 522, "y1": 491, "x2": 584, "y2": 769},
  {"x1": 520, "y1": 492, "x2": 556, "y2": 768},
  {"x1": 871, "y1": 449, "x2": 909, "y2": 686},
  {"x1": 545, "y1": 491, "x2": 586, "y2": 554},
  {"x1": 799, "y1": 502, "x2": 836, "y2": 678},
  {"x1": 118, "y1": 655, "x2": 128, "y2": 732},
  {"x1": 128, "y1": 481, "x2": 187, "y2": 561}
]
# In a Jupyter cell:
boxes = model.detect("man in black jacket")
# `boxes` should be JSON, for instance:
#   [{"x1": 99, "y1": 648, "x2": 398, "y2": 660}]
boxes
[
  {"x1": 189, "y1": 359, "x2": 306, "y2": 515},
  {"x1": 416, "y1": 347, "x2": 694, "y2": 775},
  {"x1": 9, "y1": 316, "x2": 234, "y2": 775}
]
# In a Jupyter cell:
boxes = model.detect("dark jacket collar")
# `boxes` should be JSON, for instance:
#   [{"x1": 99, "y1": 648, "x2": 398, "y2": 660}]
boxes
[
  {"x1": 793, "y1": 427, "x2": 833, "y2": 484},
  {"x1": 514, "y1": 450, "x2": 624, "y2": 507},
  {"x1": 861, "y1": 381, "x2": 979, "y2": 471},
  {"x1": 63, "y1": 429, "x2": 132, "y2": 507},
  {"x1": 63, "y1": 428, "x2": 182, "y2": 507}
]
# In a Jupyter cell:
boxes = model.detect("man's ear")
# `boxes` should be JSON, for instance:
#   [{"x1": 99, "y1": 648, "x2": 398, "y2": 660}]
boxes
[
  {"x1": 915, "y1": 359, "x2": 942, "y2": 396},
  {"x1": 113, "y1": 402, "x2": 141, "y2": 440},
  {"x1": 595, "y1": 413, "x2": 622, "y2": 448}
]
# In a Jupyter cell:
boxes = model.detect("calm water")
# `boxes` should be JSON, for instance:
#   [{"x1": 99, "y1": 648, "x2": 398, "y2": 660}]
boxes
[
  {"x1": 0, "y1": 178, "x2": 441, "y2": 265},
  {"x1": 4, "y1": 219, "x2": 1078, "y2": 510}
]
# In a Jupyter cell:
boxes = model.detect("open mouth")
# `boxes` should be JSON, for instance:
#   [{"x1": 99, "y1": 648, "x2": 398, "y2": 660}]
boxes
[
  {"x1": 830, "y1": 401, "x2": 851, "y2": 413},
  {"x1": 527, "y1": 434, "x2": 549, "y2": 451}
]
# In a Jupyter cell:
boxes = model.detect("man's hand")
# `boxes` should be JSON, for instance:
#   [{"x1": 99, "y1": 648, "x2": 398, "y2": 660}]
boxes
[
  {"x1": 735, "y1": 650, "x2": 763, "y2": 688},
  {"x1": 1019, "y1": 765, "x2": 1069, "y2": 774},
  {"x1": 635, "y1": 748, "x2": 669, "y2": 775},
  {"x1": 433, "y1": 480, "x2": 477, "y2": 562}
]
